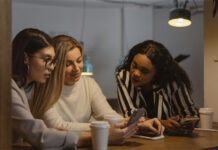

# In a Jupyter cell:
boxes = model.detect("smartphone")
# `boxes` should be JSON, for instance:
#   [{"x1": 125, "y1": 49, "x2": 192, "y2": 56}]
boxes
[
  {"x1": 133, "y1": 134, "x2": 165, "y2": 140},
  {"x1": 127, "y1": 108, "x2": 144, "y2": 126},
  {"x1": 180, "y1": 117, "x2": 200, "y2": 127}
]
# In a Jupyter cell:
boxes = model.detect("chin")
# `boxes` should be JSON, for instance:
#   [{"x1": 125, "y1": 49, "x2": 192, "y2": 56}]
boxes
[
  {"x1": 132, "y1": 82, "x2": 142, "y2": 87},
  {"x1": 40, "y1": 79, "x2": 47, "y2": 83}
]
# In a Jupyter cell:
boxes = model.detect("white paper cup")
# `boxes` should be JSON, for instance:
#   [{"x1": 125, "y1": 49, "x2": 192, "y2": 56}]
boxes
[
  {"x1": 199, "y1": 108, "x2": 214, "y2": 129},
  {"x1": 90, "y1": 121, "x2": 110, "y2": 150},
  {"x1": 104, "y1": 115, "x2": 123, "y2": 125}
]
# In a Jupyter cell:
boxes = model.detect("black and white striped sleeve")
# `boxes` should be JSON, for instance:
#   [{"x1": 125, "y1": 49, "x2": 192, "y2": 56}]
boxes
[
  {"x1": 116, "y1": 70, "x2": 135, "y2": 118},
  {"x1": 171, "y1": 82, "x2": 198, "y2": 118}
]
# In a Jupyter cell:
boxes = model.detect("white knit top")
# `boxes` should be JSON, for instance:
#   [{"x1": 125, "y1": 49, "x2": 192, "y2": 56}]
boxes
[{"x1": 43, "y1": 76, "x2": 121, "y2": 132}]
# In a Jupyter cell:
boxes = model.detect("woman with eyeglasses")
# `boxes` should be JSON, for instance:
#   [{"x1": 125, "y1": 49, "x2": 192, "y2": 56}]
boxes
[
  {"x1": 11, "y1": 28, "x2": 84, "y2": 149},
  {"x1": 116, "y1": 40, "x2": 198, "y2": 135}
]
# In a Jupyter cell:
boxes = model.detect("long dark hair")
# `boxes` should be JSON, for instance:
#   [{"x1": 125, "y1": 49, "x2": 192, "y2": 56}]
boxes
[
  {"x1": 12, "y1": 28, "x2": 52, "y2": 87},
  {"x1": 116, "y1": 40, "x2": 192, "y2": 93}
]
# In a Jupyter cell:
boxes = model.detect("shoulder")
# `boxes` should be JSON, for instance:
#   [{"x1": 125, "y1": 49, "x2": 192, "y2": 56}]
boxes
[
  {"x1": 11, "y1": 79, "x2": 28, "y2": 105},
  {"x1": 11, "y1": 79, "x2": 19, "y2": 89},
  {"x1": 80, "y1": 76, "x2": 96, "y2": 83},
  {"x1": 116, "y1": 69, "x2": 130, "y2": 81},
  {"x1": 165, "y1": 81, "x2": 187, "y2": 93},
  {"x1": 79, "y1": 76, "x2": 98, "y2": 87},
  {"x1": 11, "y1": 79, "x2": 23, "y2": 96}
]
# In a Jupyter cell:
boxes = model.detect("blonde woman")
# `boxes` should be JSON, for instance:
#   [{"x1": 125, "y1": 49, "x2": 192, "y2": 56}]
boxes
[{"x1": 39, "y1": 35, "x2": 164, "y2": 145}]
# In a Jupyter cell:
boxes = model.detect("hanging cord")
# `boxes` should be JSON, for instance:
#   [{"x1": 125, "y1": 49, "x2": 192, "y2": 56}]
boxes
[
  {"x1": 192, "y1": 0, "x2": 198, "y2": 10},
  {"x1": 183, "y1": 0, "x2": 189, "y2": 9},
  {"x1": 80, "y1": 0, "x2": 86, "y2": 43},
  {"x1": 174, "y1": 0, "x2": 179, "y2": 8}
]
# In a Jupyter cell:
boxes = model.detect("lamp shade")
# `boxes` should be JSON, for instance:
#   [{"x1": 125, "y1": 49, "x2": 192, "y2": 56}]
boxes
[
  {"x1": 168, "y1": 8, "x2": 191, "y2": 27},
  {"x1": 82, "y1": 55, "x2": 93, "y2": 76}
]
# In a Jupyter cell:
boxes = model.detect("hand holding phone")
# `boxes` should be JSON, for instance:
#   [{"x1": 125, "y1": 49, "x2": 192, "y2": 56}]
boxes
[
  {"x1": 127, "y1": 108, "x2": 144, "y2": 126},
  {"x1": 180, "y1": 117, "x2": 199, "y2": 127}
]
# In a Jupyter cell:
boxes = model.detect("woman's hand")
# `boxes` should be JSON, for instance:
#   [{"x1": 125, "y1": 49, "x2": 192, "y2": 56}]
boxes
[
  {"x1": 138, "y1": 118, "x2": 165, "y2": 135},
  {"x1": 160, "y1": 116, "x2": 194, "y2": 135},
  {"x1": 108, "y1": 121, "x2": 137, "y2": 145}
]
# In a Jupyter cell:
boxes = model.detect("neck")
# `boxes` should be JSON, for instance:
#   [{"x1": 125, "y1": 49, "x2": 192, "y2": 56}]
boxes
[
  {"x1": 25, "y1": 76, "x2": 32, "y2": 88},
  {"x1": 141, "y1": 83, "x2": 153, "y2": 94}
]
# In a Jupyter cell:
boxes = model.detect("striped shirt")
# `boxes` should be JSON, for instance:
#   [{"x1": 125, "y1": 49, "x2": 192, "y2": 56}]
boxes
[{"x1": 116, "y1": 69, "x2": 198, "y2": 120}]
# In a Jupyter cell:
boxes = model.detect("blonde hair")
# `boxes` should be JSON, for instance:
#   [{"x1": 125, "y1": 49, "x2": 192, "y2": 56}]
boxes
[{"x1": 30, "y1": 35, "x2": 83, "y2": 118}]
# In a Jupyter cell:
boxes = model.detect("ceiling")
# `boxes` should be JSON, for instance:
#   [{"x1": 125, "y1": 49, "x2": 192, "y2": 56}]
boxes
[{"x1": 14, "y1": 0, "x2": 204, "y2": 9}]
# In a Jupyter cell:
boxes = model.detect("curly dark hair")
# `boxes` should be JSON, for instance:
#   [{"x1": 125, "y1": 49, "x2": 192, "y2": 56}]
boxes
[{"x1": 116, "y1": 40, "x2": 192, "y2": 93}]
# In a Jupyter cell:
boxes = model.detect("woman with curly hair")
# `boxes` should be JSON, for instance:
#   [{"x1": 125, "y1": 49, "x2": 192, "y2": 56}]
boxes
[{"x1": 116, "y1": 40, "x2": 198, "y2": 135}]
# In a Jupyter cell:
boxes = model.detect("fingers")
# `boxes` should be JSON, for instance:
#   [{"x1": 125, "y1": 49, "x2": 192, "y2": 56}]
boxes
[
  {"x1": 160, "y1": 125, "x2": 165, "y2": 135},
  {"x1": 138, "y1": 117, "x2": 145, "y2": 123},
  {"x1": 122, "y1": 117, "x2": 129, "y2": 124},
  {"x1": 152, "y1": 118, "x2": 162, "y2": 134},
  {"x1": 147, "y1": 125, "x2": 160, "y2": 134},
  {"x1": 168, "y1": 119, "x2": 181, "y2": 128},
  {"x1": 123, "y1": 126, "x2": 137, "y2": 138},
  {"x1": 123, "y1": 129, "x2": 137, "y2": 139},
  {"x1": 113, "y1": 122, "x2": 126, "y2": 128},
  {"x1": 122, "y1": 122, "x2": 138, "y2": 138}
]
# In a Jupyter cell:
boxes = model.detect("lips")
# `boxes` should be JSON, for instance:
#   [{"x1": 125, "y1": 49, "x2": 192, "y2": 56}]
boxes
[
  {"x1": 131, "y1": 76, "x2": 140, "y2": 83},
  {"x1": 70, "y1": 73, "x2": 80, "y2": 78},
  {"x1": 44, "y1": 74, "x2": 50, "y2": 79}
]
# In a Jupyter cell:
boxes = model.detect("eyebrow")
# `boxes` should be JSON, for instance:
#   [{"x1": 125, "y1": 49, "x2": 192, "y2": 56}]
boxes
[
  {"x1": 66, "y1": 56, "x2": 82, "y2": 63},
  {"x1": 41, "y1": 54, "x2": 52, "y2": 58},
  {"x1": 77, "y1": 56, "x2": 82, "y2": 60},
  {"x1": 133, "y1": 60, "x2": 150, "y2": 71},
  {"x1": 140, "y1": 67, "x2": 150, "y2": 72}
]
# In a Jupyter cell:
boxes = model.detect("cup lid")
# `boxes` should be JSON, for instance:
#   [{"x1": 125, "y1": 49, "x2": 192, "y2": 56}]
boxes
[
  {"x1": 90, "y1": 121, "x2": 110, "y2": 128},
  {"x1": 199, "y1": 108, "x2": 214, "y2": 114},
  {"x1": 104, "y1": 115, "x2": 123, "y2": 120}
]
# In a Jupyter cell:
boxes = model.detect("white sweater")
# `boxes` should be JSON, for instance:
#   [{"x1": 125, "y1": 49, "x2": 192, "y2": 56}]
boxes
[{"x1": 43, "y1": 76, "x2": 121, "y2": 132}]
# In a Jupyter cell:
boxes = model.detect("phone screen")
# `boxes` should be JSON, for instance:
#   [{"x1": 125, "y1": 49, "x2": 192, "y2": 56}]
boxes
[
  {"x1": 127, "y1": 108, "x2": 144, "y2": 126},
  {"x1": 180, "y1": 117, "x2": 200, "y2": 128}
]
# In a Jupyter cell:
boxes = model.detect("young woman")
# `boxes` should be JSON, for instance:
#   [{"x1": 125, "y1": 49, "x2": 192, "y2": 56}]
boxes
[
  {"x1": 12, "y1": 28, "x2": 83, "y2": 149},
  {"x1": 116, "y1": 40, "x2": 198, "y2": 135},
  {"x1": 41, "y1": 35, "x2": 164, "y2": 144}
]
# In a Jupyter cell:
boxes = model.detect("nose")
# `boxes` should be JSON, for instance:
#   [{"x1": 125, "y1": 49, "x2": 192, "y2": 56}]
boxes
[
  {"x1": 132, "y1": 69, "x2": 140, "y2": 78},
  {"x1": 72, "y1": 63, "x2": 80, "y2": 72},
  {"x1": 47, "y1": 63, "x2": 55, "y2": 72}
]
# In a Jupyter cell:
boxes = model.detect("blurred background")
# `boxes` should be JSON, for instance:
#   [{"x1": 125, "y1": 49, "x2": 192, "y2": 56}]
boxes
[{"x1": 12, "y1": 0, "x2": 204, "y2": 109}]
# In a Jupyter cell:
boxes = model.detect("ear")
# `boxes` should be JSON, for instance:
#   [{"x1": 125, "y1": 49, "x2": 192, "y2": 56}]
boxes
[{"x1": 24, "y1": 52, "x2": 29, "y2": 65}]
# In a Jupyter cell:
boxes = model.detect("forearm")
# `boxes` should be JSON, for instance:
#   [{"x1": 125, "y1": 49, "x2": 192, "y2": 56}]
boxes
[{"x1": 44, "y1": 108, "x2": 91, "y2": 132}]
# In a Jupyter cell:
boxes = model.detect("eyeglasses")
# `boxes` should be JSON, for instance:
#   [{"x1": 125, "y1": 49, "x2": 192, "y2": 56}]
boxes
[{"x1": 28, "y1": 54, "x2": 56, "y2": 69}]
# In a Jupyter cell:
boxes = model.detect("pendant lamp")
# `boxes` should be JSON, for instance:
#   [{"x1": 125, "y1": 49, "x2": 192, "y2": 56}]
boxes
[
  {"x1": 168, "y1": 8, "x2": 191, "y2": 27},
  {"x1": 168, "y1": 0, "x2": 191, "y2": 27}
]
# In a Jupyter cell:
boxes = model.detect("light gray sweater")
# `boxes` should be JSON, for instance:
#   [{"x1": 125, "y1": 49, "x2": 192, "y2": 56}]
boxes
[
  {"x1": 11, "y1": 79, "x2": 79, "y2": 149},
  {"x1": 43, "y1": 76, "x2": 121, "y2": 132}
]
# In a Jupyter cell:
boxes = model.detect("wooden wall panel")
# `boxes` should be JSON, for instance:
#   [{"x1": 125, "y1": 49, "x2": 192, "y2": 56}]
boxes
[{"x1": 0, "y1": 0, "x2": 11, "y2": 149}]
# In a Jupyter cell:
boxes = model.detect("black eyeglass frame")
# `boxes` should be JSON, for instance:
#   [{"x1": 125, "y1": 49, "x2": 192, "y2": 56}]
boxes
[{"x1": 28, "y1": 54, "x2": 56, "y2": 69}]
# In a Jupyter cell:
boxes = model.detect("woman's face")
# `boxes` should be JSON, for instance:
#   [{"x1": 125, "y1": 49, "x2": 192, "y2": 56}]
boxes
[
  {"x1": 64, "y1": 47, "x2": 83, "y2": 85},
  {"x1": 27, "y1": 46, "x2": 55, "y2": 84},
  {"x1": 130, "y1": 53, "x2": 156, "y2": 87}
]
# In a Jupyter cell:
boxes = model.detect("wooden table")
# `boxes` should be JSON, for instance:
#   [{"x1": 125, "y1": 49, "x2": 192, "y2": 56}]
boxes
[
  {"x1": 13, "y1": 123, "x2": 218, "y2": 150},
  {"x1": 80, "y1": 127, "x2": 218, "y2": 150}
]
